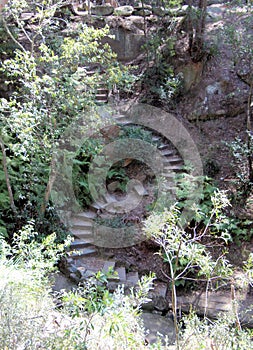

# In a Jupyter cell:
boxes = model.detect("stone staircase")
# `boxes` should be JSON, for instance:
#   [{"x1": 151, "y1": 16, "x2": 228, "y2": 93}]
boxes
[
  {"x1": 62, "y1": 111, "x2": 185, "y2": 288},
  {"x1": 83, "y1": 66, "x2": 109, "y2": 104}
]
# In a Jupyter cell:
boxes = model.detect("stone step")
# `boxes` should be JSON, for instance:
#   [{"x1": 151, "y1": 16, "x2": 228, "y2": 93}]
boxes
[
  {"x1": 96, "y1": 94, "x2": 108, "y2": 100},
  {"x1": 161, "y1": 173, "x2": 179, "y2": 179},
  {"x1": 91, "y1": 200, "x2": 107, "y2": 210},
  {"x1": 70, "y1": 217, "x2": 93, "y2": 227},
  {"x1": 158, "y1": 143, "x2": 170, "y2": 150},
  {"x1": 114, "y1": 114, "x2": 127, "y2": 119},
  {"x1": 160, "y1": 182, "x2": 176, "y2": 190},
  {"x1": 74, "y1": 211, "x2": 97, "y2": 219},
  {"x1": 91, "y1": 194, "x2": 116, "y2": 209},
  {"x1": 71, "y1": 223, "x2": 93, "y2": 231},
  {"x1": 163, "y1": 165, "x2": 184, "y2": 172},
  {"x1": 102, "y1": 192, "x2": 117, "y2": 204},
  {"x1": 102, "y1": 260, "x2": 116, "y2": 273},
  {"x1": 160, "y1": 149, "x2": 175, "y2": 156},
  {"x1": 163, "y1": 156, "x2": 183, "y2": 165},
  {"x1": 97, "y1": 88, "x2": 108, "y2": 94},
  {"x1": 133, "y1": 184, "x2": 149, "y2": 196},
  {"x1": 71, "y1": 227, "x2": 93, "y2": 239},
  {"x1": 117, "y1": 119, "x2": 132, "y2": 125},
  {"x1": 126, "y1": 271, "x2": 139, "y2": 285},
  {"x1": 116, "y1": 267, "x2": 127, "y2": 281},
  {"x1": 152, "y1": 135, "x2": 161, "y2": 142},
  {"x1": 68, "y1": 246, "x2": 97, "y2": 258},
  {"x1": 85, "y1": 70, "x2": 96, "y2": 76},
  {"x1": 70, "y1": 239, "x2": 94, "y2": 249}
]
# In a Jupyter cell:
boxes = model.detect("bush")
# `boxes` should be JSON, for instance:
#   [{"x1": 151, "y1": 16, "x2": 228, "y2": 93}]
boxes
[{"x1": 0, "y1": 224, "x2": 164, "y2": 349}]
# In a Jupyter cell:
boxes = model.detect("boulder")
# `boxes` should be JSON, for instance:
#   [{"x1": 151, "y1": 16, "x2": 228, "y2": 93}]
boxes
[
  {"x1": 91, "y1": 4, "x2": 114, "y2": 16},
  {"x1": 206, "y1": 5, "x2": 226, "y2": 21},
  {"x1": 141, "y1": 312, "x2": 175, "y2": 345},
  {"x1": 133, "y1": 9, "x2": 152, "y2": 17},
  {"x1": 152, "y1": 7, "x2": 169, "y2": 17},
  {"x1": 133, "y1": 4, "x2": 152, "y2": 11},
  {"x1": 143, "y1": 281, "x2": 168, "y2": 311},
  {"x1": 114, "y1": 5, "x2": 134, "y2": 17},
  {"x1": 168, "y1": 4, "x2": 189, "y2": 17}
]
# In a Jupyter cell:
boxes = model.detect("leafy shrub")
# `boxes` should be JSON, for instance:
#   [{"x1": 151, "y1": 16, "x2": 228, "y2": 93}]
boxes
[
  {"x1": 0, "y1": 227, "x2": 161, "y2": 350},
  {"x1": 180, "y1": 312, "x2": 253, "y2": 350},
  {"x1": 119, "y1": 125, "x2": 154, "y2": 144},
  {"x1": 143, "y1": 190, "x2": 233, "y2": 348}
]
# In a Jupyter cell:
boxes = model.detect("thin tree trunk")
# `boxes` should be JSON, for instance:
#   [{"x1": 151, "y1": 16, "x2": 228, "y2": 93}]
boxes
[
  {"x1": 0, "y1": 137, "x2": 17, "y2": 215},
  {"x1": 40, "y1": 155, "x2": 57, "y2": 216},
  {"x1": 190, "y1": 0, "x2": 207, "y2": 62},
  {"x1": 171, "y1": 278, "x2": 180, "y2": 350},
  {"x1": 188, "y1": 0, "x2": 194, "y2": 55},
  {"x1": 247, "y1": 83, "x2": 253, "y2": 183}
]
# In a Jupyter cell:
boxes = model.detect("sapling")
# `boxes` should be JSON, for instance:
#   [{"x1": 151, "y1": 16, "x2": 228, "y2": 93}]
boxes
[{"x1": 143, "y1": 189, "x2": 233, "y2": 349}]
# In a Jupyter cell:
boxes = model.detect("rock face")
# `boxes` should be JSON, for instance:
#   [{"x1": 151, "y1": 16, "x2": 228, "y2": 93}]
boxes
[
  {"x1": 141, "y1": 312, "x2": 175, "y2": 345},
  {"x1": 177, "y1": 289, "x2": 253, "y2": 327},
  {"x1": 91, "y1": 4, "x2": 114, "y2": 16},
  {"x1": 104, "y1": 24, "x2": 146, "y2": 62},
  {"x1": 114, "y1": 5, "x2": 134, "y2": 17}
]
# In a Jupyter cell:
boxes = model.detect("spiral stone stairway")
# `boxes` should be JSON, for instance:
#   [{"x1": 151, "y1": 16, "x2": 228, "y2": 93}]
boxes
[{"x1": 60, "y1": 110, "x2": 185, "y2": 289}]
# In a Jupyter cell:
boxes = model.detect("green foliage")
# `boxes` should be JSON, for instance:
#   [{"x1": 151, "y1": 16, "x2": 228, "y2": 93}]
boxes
[
  {"x1": 62, "y1": 270, "x2": 115, "y2": 316},
  {"x1": 143, "y1": 191, "x2": 233, "y2": 348},
  {"x1": 142, "y1": 51, "x2": 182, "y2": 104},
  {"x1": 144, "y1": 196, "x2": 232, "y2": 286},
  {"x1": 242, "y1": 252, "x2": 253, "y2": 288},
  {"x1": 95, "y1": 215, "x2": 133, "y2": 229},
  {"x1": 107, "y1": 164, "x2": 129, "y2": 192},
  {"x1": 0, "y1": 223, "x2": 160, "y2": 350},
  {"x1": 140, "y1": 9, "x2": 183, "y2": 105},
  {"x1": 119, "y1": 125, "x2": 154, "y2": 144},
  {"x1": 0, "y1": 21, "x2": 18, "y2": 58},
  {"x1": 227, "y1": 134, "x2": 253, "y2": 191},
  {"x1": 73, "y1": 124, "x2": 156, "y2": 207},
  {"x1": 5, "y1": 222, "x2": 71, "y2": 277},
  {"x1": 0, "y1": 2, "x2": 134, "y2": 237},
  {"x1": 175, "y1": 174, "x2": 251, "y2": 243},
  {"x1": 180, "y1": 311, "x2": 253, "y2": 350},
  {"x1": 72, "y1": 138, "x2": 104, "y2": 207}
]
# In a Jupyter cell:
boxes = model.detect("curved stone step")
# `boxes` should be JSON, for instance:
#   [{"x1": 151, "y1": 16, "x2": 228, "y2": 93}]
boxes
[
  {"x1": 71, "y1": 227, "x2": 93, "y2": 239},
  {"x1": 68, "y1": 246, "x2": 97, "y2": 258},
  {"x1": 70, "y1": 239, "x2": 95, "y2": 249},
  {"x1": 163, "y1": 156, "x2": 183, "y2": 166},
  {"x1": 71, "y1": 217, "x2": 93, "y2": 227},
  {"x1": 163, "y1": 165, "x2": 184, "y2": 172},
  {"x1": 160, "y1": 148, "x2": 175, "y2": 157},
  {"x1": 74, "y1": 211, "x2": 97, "y2": 219},
  {"x1": 116, "y1": 118, "x2": 132, "y2": 125},
  {"x1": 158, "y1": 143, "x2": 171, "y2": 150},
  {"x1": 152, "y1": 135, "x2": 162, "y2": 142}
]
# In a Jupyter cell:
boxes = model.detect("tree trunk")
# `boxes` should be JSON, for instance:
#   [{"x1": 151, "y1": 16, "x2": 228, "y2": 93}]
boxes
[
  {"x1": 247, "y1": 83, "x2": 253, "y2": 183},
  {"x1": 189, "y1": 0, "x2": 207, "y2": 62},
  {"x1": 40, "y1": 155, "x2": 57, "y2": 216},
  {"x1": 0, "y1": 137, "x2": 17, "y2": 215}
]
